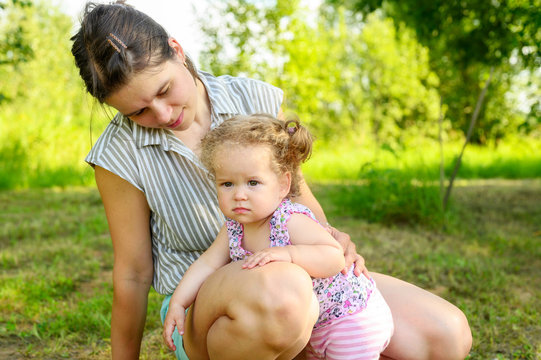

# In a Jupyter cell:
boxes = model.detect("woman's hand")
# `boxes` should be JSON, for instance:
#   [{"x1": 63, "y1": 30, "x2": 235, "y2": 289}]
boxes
[{"x1": 326, "y1": 225, "x2": 370, "y2": 278}]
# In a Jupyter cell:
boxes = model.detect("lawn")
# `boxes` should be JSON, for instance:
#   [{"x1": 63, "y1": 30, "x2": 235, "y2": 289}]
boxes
[{"x1": 0, "y1": 180, "x2": 540, "y2": 359}]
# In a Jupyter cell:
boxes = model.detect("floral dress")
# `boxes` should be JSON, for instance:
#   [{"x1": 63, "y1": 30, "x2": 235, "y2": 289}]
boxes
[{"x1": 226, "y1": 198, "x2": 376, "y2": 328}]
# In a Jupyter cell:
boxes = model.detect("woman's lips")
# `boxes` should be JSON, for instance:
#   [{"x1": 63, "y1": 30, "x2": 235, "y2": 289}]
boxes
[{"x1": 168, "y1": 110, "x2": 184, "y2": 128}]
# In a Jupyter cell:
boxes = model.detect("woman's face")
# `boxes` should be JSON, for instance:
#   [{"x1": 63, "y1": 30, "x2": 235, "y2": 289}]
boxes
[{"x1": 105, "y1": 39, "x2": 199, "y2": 131}]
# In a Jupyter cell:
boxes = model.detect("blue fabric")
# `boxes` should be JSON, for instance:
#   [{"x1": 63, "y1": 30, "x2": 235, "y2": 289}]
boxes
[{"x1": 161, "y1": 295, "x2": 190, "y2": 360}]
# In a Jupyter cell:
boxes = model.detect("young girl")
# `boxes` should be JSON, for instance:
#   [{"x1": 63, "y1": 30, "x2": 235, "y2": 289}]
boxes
[{"x1": 163, "y1": 114, "x2": 394, "y2": 359}]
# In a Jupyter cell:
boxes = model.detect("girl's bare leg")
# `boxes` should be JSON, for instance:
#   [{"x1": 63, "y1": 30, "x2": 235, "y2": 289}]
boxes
[
  {"x1": 373, "y1": 272, "x2": 472, "y2": 360},
  {"x1": 183, "y1": 261, "x2": 318, "y2": 360}
]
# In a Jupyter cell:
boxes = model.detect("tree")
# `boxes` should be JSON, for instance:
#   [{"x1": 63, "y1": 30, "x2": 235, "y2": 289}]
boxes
[
  {"x1": 0, "y1": 0, "x2": 33, "y2": 65},
  {"x1": 0, "y1": 0, "x2": 99, "y2": 188},
  {"x1": 328, "y1": 0, "x2": 541, "y2": 210},
  {"x1": 199, "y1": 1, "x2": 440, "y2": 145},
  {"x1": 327, "y1": 0, "x2": 541, "y2": 143},
  {"x1": 0, "y1": 0, "x2": 33, "y2": 103}
]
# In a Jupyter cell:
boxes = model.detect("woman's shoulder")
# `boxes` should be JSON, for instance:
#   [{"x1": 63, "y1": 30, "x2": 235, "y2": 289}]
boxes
[
  {"x1": 201, "y1": 70, "x2": 277, "y2": 89},
  {"x1": 199, "y1": 71, "x2": 283, "y2": 115},
  {"x1": 86, "y1": 114, "x2": 133, "y2": 157},
  {"x1": 85, "y1": 113, "x2": 142, "y2": 171},
  {"x1": 85, "y1": 113, "x2": 146, "y2": 191}
]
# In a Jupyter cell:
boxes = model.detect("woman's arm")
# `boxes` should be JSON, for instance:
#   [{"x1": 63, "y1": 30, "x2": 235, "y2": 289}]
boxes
[
  {"x1": 292, "y1": 174, "x2": 326, "y2": 223},
  {"x1": 243, "y1": 214, "x2": 345, "y2": 278},
  {"x1": 95, "y1": 166, "x2": 154, "y2": 360},
  {"x1": 163, "y1": 227, "x2": 231, "y2": 350}
]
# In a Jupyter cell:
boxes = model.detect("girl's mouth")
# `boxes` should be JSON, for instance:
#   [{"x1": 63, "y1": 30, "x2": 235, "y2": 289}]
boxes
[{"x1": 233, "y1": 207, "x2": 249, "y2": 214}]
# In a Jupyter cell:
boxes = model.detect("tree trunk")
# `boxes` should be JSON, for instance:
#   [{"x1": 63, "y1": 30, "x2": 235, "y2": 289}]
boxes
[{"x1": 443, "y1": 67, "x2": 494, "y2": 210}]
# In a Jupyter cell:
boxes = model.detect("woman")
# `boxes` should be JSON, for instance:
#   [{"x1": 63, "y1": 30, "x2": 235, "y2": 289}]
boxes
[{"x1": 71, "y1": 2, "x2": 472, "y2": 359}]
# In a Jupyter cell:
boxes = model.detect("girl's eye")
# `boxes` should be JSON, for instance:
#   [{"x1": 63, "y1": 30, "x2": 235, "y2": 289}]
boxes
[
  {"x1": 248, "y1": 180, "x2": 259, "y2": 186},
  {"x1": 223, "y1": 182, "x2": 233, "y2": 187}
]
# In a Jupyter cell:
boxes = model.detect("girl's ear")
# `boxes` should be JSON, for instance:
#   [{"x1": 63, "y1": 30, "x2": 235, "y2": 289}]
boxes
[{"x1": 279, "y1": 172, "x2": 292, "y2": 199}]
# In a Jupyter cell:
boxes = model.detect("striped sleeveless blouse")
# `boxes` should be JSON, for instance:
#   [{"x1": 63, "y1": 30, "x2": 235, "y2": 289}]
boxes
[{"x1": 85, "y1": 70, "x2": 284, "y2": 294}]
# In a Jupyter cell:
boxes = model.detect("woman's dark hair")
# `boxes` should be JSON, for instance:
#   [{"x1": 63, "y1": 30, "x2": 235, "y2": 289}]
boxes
[{"x1": 70, "y1": 1, "x2": 199, "y2": 103}]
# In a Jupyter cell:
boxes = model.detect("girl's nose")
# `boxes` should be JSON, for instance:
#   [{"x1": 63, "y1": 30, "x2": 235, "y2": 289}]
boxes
[{"x1": 234, "y1": 188, "x2": 247, "y2": 201}]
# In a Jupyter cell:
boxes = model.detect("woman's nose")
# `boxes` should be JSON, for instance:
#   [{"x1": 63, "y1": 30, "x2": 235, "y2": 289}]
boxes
[{"x1": 154, "y1": 101, "x2": 172, "y2": 124}]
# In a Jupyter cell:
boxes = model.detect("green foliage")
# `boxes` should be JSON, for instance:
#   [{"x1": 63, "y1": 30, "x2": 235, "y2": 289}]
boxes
[
  {"x1": 327, "y1": 0, "x2": 541, "y2": 143},
  {"x1": 199, "y1": 2, "x2": 441, "y2": 145},
  {"x1": 353, "y1": 13, "x2": 440, "y2": 144},
  {"x1": 333, "y1": 0, "x2": 541, "y2": 68},
  {"x1": 0, "y1": 0, "x2": 109, "y2": 189},
  {"x1": 312, "y1": 171, "x2": 445, "y2": 227},
  {"x1": 1, "y1": 0, "x2": 538, "y2": 191},
  {"x1": 0, "y1": 0, "x2": 33, "y2": 104},
  {"x1": 199, "y1": 0, "x2": 539, "y2": 146}
]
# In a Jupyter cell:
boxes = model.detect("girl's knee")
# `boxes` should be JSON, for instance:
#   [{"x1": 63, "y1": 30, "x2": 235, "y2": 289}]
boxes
[
  {"x1": 205, "y1": 263, "x2": 316, "y2": 357},
  {"x1": 251, "y1": 263, "x2": 316, "y2": 349}
]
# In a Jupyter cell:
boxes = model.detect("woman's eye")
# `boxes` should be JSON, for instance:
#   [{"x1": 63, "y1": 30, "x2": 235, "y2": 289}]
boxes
[
  {"x1": 128, "y1": 108, "x2": 146, "y2": 118},
  {"x1": 159, "y1": 86, "x2": 170, "y2": 96},
  {"x1": 248, "y1": 180, "x2": 259, "y2": 186}
]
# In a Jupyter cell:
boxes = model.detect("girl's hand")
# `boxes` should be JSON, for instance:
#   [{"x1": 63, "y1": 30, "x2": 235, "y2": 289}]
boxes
[
  {"x1": 242, "y1": 247, "x2": 292, "y2": 269},
  {"x1": 162, "y1": 304, "x2": 186, "y2": 351},
  {"x1": 326, "y1": 225, "x2": 370, "y2": 278}
]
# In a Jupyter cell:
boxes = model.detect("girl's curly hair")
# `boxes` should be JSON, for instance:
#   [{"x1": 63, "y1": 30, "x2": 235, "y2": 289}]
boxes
[{"x1": 200, "y1": 114, "x2": 314, "y2": 197}]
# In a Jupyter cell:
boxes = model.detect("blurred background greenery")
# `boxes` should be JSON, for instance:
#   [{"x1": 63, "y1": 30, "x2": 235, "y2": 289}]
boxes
[{"x1": 1, "y1": 0, "x2": 539, "y2": 189}]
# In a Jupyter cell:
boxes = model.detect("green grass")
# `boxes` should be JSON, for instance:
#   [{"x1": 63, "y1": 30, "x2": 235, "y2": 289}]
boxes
[
  {"x1": 1, "y1": 181, "x2": 539, "y2": 359},
  {"x1": 304, "y1": 137, "x2": 541, "y2": 182}
]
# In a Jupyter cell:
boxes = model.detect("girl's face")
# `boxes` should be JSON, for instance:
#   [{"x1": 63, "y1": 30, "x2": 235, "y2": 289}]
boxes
[
  {"x1": 105, "y1": 39, "x2": 199, "y2": 131},
  {"x1": 214, "y1": 144, "x2": 291, "y2": 225}
]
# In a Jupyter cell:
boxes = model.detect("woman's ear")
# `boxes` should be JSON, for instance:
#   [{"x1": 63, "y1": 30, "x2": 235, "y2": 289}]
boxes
[
  {"x1": 279, "y1": 172, "x2": 292, "y2": 199},
  {"x1": 168, "y1": 37, "x2": 185, "y2": 61}
]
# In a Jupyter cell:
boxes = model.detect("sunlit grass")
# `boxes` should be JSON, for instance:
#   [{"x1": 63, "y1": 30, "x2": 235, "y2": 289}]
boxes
[{"x1": 303, "y1": 136, "x2": 541, "y2": 181}]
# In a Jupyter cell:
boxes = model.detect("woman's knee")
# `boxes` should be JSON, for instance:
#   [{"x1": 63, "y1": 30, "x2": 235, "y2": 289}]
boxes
[
  {"x1": 448, "y1": 307, "x2": 472, "y2": 359},
  {"x1": 430, "y1": 305, "x2": 472, "y2": 360}
]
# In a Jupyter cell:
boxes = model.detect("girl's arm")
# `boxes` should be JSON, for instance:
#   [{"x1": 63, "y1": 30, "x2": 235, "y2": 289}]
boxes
[
  {"x1": 293, "y1": 172, "x2": 369, "y2": 277},
  {"x1": 95, "y1": 166, "x2": 154, "y2": 360},
  {"x1": 163, "y1": 226, "x2": 230, "y2": 351},
  {"x1": 243, "y1": 214, "x2": 345, "y2": 278}
]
